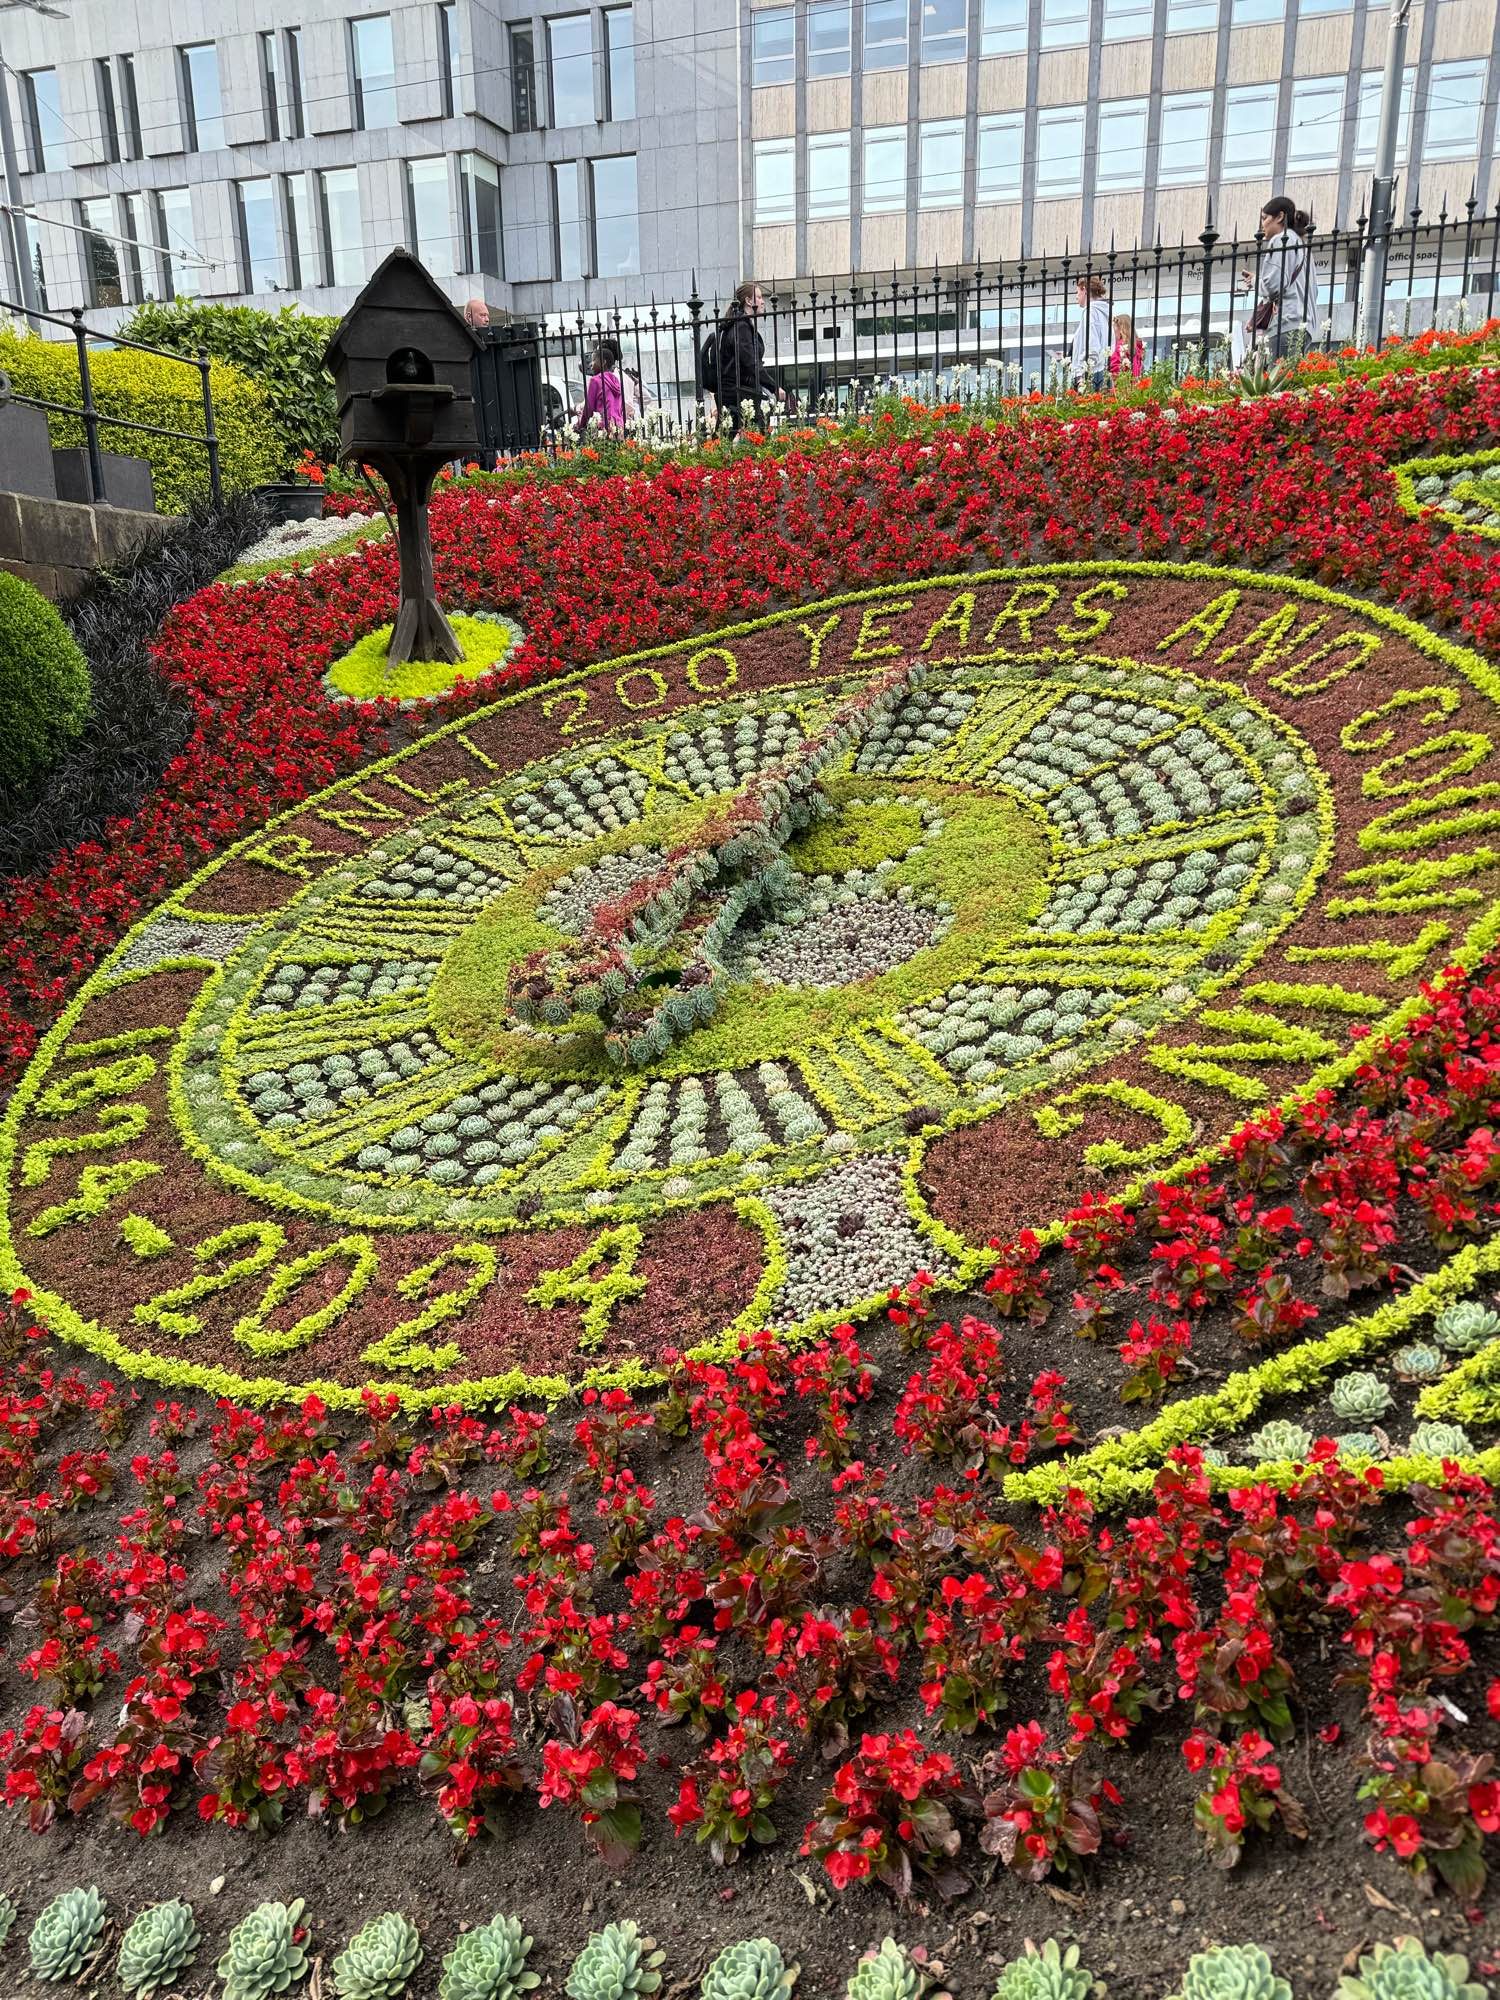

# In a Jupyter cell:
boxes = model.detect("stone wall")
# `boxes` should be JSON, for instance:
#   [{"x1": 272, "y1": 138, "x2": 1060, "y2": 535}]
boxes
[{"x1": 0, "y1": 490, "x2": 175, "y2": 601}]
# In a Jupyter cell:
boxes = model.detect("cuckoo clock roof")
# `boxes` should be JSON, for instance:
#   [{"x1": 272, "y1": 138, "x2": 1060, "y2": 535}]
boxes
[{"x1": 323, "y1": 249, "x2": 480, "y2": 371}]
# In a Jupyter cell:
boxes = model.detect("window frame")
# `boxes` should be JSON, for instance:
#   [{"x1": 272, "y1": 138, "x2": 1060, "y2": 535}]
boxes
[
  {"x1": 79, "y1": 195, "x2": 124, "y2": 308},
  {"x1": 1097, "y1": 95, "x2": 1149, "y2": 191},
  {"x1": 282, "y1": 171, "x2": 314, "y2": 289},
  {"x1": 405, "y1": 155, "x2": 455, "y2": 277},
  {"x1": 509, "y1": 26, "x2": 539, "y2": 131},
  {"x1": 862, "y1": 124, "x2": 907, "y2": 214},
  {"x1": 118, "y1": 55, "x2": 144, "y2": 160},
  {"x1": 1354, "y1": 68, "x2": 1414, "y2": 165},
  {"x1": 1424, "y1": 59, "x2": 1485, "y2": 159},
  {"x1": 96, "y1": 58, "x2": 121, "y2": 164},
  {"x1": 155, "y1": 187, "x2": 200, "y2": 300},
  {"x1": 178, "y1": 41, "x2": 225, "y2": 153},
  {"x1": 547, "y1": 13, "x2": 596, "y2": 129},
  {"x1": 604, "y1": 6, "x2": 635, "y2": 119},
  {"x1": 808, "y1": 1, "x2": 851, "y2": 77},
  {"x1": 1158, "y1": 88, "x2": 1213, "y2": 184},
  {"x1": 317, "y1": 166, "x2": 363, "y2": 287},
  {"x1": 590, "y1": 152, "x2": 639, "y2": 279},
  {"x1": 1221, "y1": 81, "x2": 1277, "y2": 180},
  {"x1": 236, "y1": 175, "x2": 283, "y2": 293},
  {"x1": 753, "y1": 137, "x2": 796, "y2": 225},
  {"x1": 918, "y1": 117, "x2": 965, "y2": 209},
  {"x1": 283, "y1": 29, "x2": 306, "y2": 140},
  {"x1": 459, "y1": 151, "x2": 503, "y2": 277},
  {"x1": 863, "y1": 0, "x2": 909, "y2": 70},
  {"x1": 1286, "y1": 74, "x2": 1344, "y2": 172},
  {"x1": 981, "y1": 0, "x2": 1028, "y2": 53},
  {"x1": 348, "y1": 14, "x2": 397, "y2": 132},
  {"x1": 1035, "y1": 103, "x2": 1086, "y2": 198},
  {"x1": 439, "y1": 4, "x2": 460, "y2": 118},
  {"x1": 806, "y1": 131, "x2": 851, "y2": 218},
  {"x1": 553, "y1": 159, "x2": 585, "y2": 279},
  {"x1": 259, "y1": 32, "x2": 281, "y2": 141},
  {"x1": 1040, "y1": 0, "x2": 1091, "y2": 50},
  {"x1": 1164, "y1": 0, "x2": 1217, "y2": 29},
  {"x1": 751, "y1": 7, "x2": 795, "y2": 87},
  {"x1": 1101, "y1": 0, "x2": 1154, "y2": 38},
  {"x1": 21, "y1": 67, "x2": 64, "y2": 175},
  {"x1": 921, "y1": 0, "x2": 968, "y2": 64},
  {"x1": 976, "y1": 112, "x2": 1023, "y2": 202}
]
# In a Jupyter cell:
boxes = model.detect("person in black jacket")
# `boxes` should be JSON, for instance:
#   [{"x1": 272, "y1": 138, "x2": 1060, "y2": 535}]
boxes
[{"x1": 705, "y1": 281, "x2": 792, "y2": 436}]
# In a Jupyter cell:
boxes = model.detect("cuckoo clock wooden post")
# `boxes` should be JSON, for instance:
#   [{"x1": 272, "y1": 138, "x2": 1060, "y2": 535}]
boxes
[{"x1": 323, "y1": 249, "x2": 481, "y2": 668}]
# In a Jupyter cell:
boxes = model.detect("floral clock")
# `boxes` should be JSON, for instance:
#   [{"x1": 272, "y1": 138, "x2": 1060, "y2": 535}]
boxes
[{"x1": 6, "y1": 563, "x2": 1500, "y2": 1407}]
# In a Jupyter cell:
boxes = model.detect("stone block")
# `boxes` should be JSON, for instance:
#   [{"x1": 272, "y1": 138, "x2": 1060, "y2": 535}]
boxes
[
  {"x1": 0, "y1": 401, "x2": 59, "y2": 499},
  {"x1": 94, "y1": 506, "x2": 172, "y2": 566},
  {"x1": 51, "y1": 449, "x2": 158, "y2": 512},
  {"x1": 0, "y1": 491, "x2": 22, "y2": 562},
  {"x1": 17, "y1": 494, "x2": 100, "y2": 571}
]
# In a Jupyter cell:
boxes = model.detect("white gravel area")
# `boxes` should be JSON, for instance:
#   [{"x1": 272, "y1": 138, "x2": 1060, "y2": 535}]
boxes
[{"x1": 235, "y1": 511, "x2": 381, "y2": 572}]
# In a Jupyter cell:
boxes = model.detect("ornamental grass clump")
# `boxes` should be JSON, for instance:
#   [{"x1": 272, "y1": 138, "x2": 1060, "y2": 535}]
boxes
[
  {"x1": 438, "y1": 1914, "x2": 540, "y2": 2000},
  {"x1": 117, "y1": 1899, "x2": 201, "y2": 1996},
  {"x1": 988, "y1": 1940, "x2": 1093, "y2": 2000},
  {"x1": 0, "y1": 572, "x2": 91, "y2": 806},
  {"x1": 565, "y1": 1919, "x2": 665, "y2": 1999},
  {"x1": 699, "y1": 1938, "x2": 799, "y2": 2000},
  {"x1": 1336, "y1": 1938, "x2": 1487, "y2": 2000},
  {"x1": 331, "y1": 1912, "x2": 423, "y2": 2000},
  {"x1": 28, "y1": 1885, "x2": 106, "y2": 1983},
  {"x1": 217, "y1": 1898, "x2": 310, "y2": 2000}
]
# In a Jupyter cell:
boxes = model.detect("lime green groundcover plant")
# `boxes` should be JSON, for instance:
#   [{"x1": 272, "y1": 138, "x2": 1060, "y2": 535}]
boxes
[
  {"x1": 0, "y1": 330, "x2": 281, "y2": 513},
  {"x1": 325, "y1": 614, "x2": 520, "y2": 702}
]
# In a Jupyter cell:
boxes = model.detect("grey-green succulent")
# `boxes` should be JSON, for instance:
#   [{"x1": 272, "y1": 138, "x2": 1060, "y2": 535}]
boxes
[
  {"x1": 989, "y1": 1940, "x2": 1093, "y2": 2000},
  {"x1": 217, "y1": 1899, "x2": 311, "y2": 2000},
  {"x1": 1433, "y1": 1301, "x2": 1500, "y2": 1353},
  {"x1": 700, "y1": 1937, "x2": 800, "y2": 2000},
  {"x1": 1408, "y1": 1421, "x2": 1472, "y2": 1459},
  {"x1": 1336, "y1": 1937, "x2": 1487, "y2": 2000},
  {"x1": 1335, "y1": 1432, "x2": 1386, "y2": 1460},
  {"x1": 439, "y1": 1914, "x2": 540, "y2": 2000},
  {"x1": 118, "y1": 1900, "x2": 201, "y2": 1997},
  {"x1": 1242, "y1": 1419, "x2": 1313, "y2": 1465},
  {"x1": 1329, "y1": 1370, "x2": 1393, "y2": 1422},
  {"x1": 846, "y1": 1938, "x2": 931, "y2": 2000},
  {"x1": 0, "y1": 1890, "x2": 16, "y2": 1950},
  {"x1": 1393, "y1": 1342, "x2": 1446, "y2": 1383},
  {"x1": 566, "y1": 1920, "x2": 665, "y2": 1999},
  {"x1": 29, "y1": 1886, "x2": 107, "y2": 1982},
  {"x1": 1167, "y1": 1946, "x2": 1291, "y2": 2000},
  {"x1": 332, "y1": 1912, "x2": 424, "y2": 2000}
]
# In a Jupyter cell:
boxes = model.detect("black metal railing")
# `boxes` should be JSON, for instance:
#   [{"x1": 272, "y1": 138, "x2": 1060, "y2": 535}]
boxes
[
  {"x1": 485, "y1": 194, "x2": 1500, "y2": 455},
  {"x1": 0, "y1": 298, "x2": 220, "y2": 506}
]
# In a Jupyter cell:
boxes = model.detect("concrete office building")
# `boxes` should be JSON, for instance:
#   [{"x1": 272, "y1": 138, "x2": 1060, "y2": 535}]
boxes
[{"x1": 1, "y1": 0, "x2": 1496, "y2": 328}]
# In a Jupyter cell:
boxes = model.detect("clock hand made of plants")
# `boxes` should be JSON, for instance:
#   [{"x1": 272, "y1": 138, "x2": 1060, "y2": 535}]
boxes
[{"x1": 7, "y1": 562, "x2": 1500, "y2": 1409}]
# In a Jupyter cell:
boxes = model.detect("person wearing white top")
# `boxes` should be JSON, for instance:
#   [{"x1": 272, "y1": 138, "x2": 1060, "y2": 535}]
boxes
[
  {"x1": 1068, "y1": 277, "x2": 1113, "y2": 391},
  {"x1": 1237, "y1": 196, "x2": 1320, "y2": 361}
]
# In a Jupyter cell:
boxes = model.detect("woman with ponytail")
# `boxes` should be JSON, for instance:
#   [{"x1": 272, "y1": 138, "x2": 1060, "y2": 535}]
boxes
[{"x1": 1238, "y1": 195, "x2": 1320, "y2": 361}]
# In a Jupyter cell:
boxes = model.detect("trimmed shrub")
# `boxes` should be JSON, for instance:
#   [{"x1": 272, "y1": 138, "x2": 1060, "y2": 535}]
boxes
[
  {"x1": 0, "y1": 571, "x2": 91, "y2": 799},
  {"x1": 0, "y1": 329, "x2": 281, "y2": 513},
  {"x1": 121, "y1": 298, "x2": 339, "y2": 467}
]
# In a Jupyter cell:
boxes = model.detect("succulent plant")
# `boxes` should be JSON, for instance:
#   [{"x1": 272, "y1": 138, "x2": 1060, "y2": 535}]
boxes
[
  {"x1": 0, "y1": 1891, "x2": 16, "y2": 1950},
  {"x1": 1242, "y1": 1418, "x2": 1313, "y2": 1465},
  {"x1": 1335, "y1": 1432, "x2": 1385, "y2": 1460},
  {"x1": 118, "y1": 1900, "x2": 201, "y2": 1997},
  {"x1": 332, "y1": 1913, "x2": 424, "y2": 2000},
  {"x1": 1329, "y1": 1370, "x2": 1393, "y2": 1422},
  {"x1": 1336, "y1": 1937, "x2": 1487, "y2": 2000},
  {"x1": 217, "y1": 1899, "x2": 310, "y2": 2000},
  {"x1": 566, "y1": 1920, "x2": 665, "y2": 1999},
  {"x1": 1408, "y1": 1421, "x2": 1472, "y2": 1459},
  {"x1": 29, "y1": 1886, "x2": 107, "y2": 1982},
  {"x1": 847, "y1": 1938, "x2": 933, "y2": 1999},
  {"x1": 1433, "y1": 1300, "x2": 1500, "y2": 1353},
  {"x1": 1167, "y1": 1946, "x2": 1290, "y2": 2000},
  {"x1": 439, "y1": 1914, "x2": 540, "y2": 2000},
  {"x1": 1392, "y1": 1342, "x2": 1446, "y2": 1383},
  {"x1": 989, "y1": 1940, "x2": 1093, "y2": 2000},
  {"x1": 700, "y1": 1938, "x2": 800, "y2": 2000}
]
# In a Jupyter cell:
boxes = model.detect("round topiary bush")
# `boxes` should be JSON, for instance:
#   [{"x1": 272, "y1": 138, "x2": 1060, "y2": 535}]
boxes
[{"x1": 0, "y1": 571, "x2": 91, "y2": 799}]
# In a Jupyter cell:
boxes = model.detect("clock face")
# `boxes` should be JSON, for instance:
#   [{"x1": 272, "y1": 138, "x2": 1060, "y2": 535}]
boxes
[{"x1": 8, "y1": 564, "x2": 1500, "y2": 1407}]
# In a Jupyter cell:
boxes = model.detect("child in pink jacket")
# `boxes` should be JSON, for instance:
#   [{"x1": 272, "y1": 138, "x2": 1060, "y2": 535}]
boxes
[{"x1": 577, "y1": 341, "x2": 627, "y2": 436}]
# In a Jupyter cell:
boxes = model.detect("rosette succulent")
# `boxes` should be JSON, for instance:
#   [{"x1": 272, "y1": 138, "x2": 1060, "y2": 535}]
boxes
[
  {"x1": 217, "y1": 1899, "x2": 311, "y2": 2000},
  {"x1": 0, "y1": 1891, "x2": 16, "y2": 1949},
  {"x1": 439, "y1": 1914, "x2": 540, "y2": 2000},
  {"x1": 1392, "y1": 1342, "x2": 1445, "y2": 1383},
  {"x1": 1433, "y1": 1301, "x2": 1500, "y2": 1353},
  {"x1": 118, "y1": 1900, "x2": 201, "y2": 1997},
  {"x1": 1335, "y1": 1432, "x2": 1385, "y2": 1460},
  {"x1": 1336, "y1": 1938, "x2": 1486, "y2": 2000},
  {"x1": 1408, "y1": 1421, "x2": 1472, "y2": 1459},
  {"x1": 846, "y1": 1938, "x2": 932, "y2": 2000},
  {"x1": 989, "y1": 1940, "x2": 1093, "y2": 2000},
  {"x1": 1329, "y1": 1370, "x2": 1393, "y2": 1422},
  {"x1": 1166, "y1": 1945, "x2": 1291, "y2": 2000},
  {"x1": 566, "y1": 1920, "x2": 665, "y2": 1999},
  {"x1": 700, "y1": 1938, "x2": 800, "y2": 2000},
  {"x1": 1242, "y1": 1419, "x2": 1313, "y2": 1465},
  {"x1": 29, "y1": 1886, "x2": 107, "y2": 1982},
  {"x1": 332, "y1": 1912, "x2": 424, "y2": 2000}
]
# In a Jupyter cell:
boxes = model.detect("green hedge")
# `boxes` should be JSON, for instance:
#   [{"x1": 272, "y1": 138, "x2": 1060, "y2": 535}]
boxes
[
  {"x1": 0, "y1": 330, "x2": 282, "y2": 514},
  {"x1": 0, "y1": 570, "x2": 91, "y2": 800},
  {"x1": 120, "y1": 299, "x2": 339, "y2": 468}
]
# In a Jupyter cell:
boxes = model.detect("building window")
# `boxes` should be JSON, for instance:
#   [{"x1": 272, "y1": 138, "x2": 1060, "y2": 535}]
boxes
[
  {"x1": 284, "y1": 29, "x2": 306, "y2": 139},
  {"x1": 605, "y1": 7, "x2": 635, "y2": 118},
  {"x1": 918, "y1": 119, "x2": 964, "y2": 208},
  {"x1": 318, "y1": 167, "x2": 363, "y2": 285},
  {"x1": 553, "y1": 161, "x2": 584, "y2": 278},
  {"x1": 1101, "y1": 0, "x2": 1154, "y2": 38},
  {"x1": 1036, "y1": 106, "x2": 1085, "y2": 196},
  {"x1": 981, "y1": 0, "x2": 1027, "y2": 52},
  {"x1": 96, "y1": 60, "x2": 121, "y2": 164},
  {"x1": 236, "y1": 177, "x2": 283, "y2": 291},
  {"x1": 808, "y1": 1, "x2": 850, "y2": 77},
  {"x1": 179, "y1": 43, "x2": 225, "y2": 152},
  {"x1": 591, "y1": 153, "x2": 638, "y2": 277},
  {"x1": 1287, "y1": 76, "x2": 1344, "y2": 171},
  {"x1": 349, "y1": 16, "x2": 396, "y2": 130},
  {"x1": 510, "y1": 27, "x2": 538, "y2": 130},
  {"x1": 20, "y1": 216, "x2": 46, "y2": 307},
  {"x1": 21, "y1": 68, "x2": 64, "y2": 174},
  {"x1": 751, "y1": 8, "x2": 794, "y2": 86},
  {"x1": 439, "y1": 3, "x2": 460, "y2": 117},
  {"x1": 283, "y1": 172, "x2": 314, "y2": 287},
  {"x1": 123, "y1": 190, "x2": 161, "y2": 301},
  {"x1": 460, "y1": 152, "x2": 502, "y2": 275},
  {"x1": 79, "y1": 197, "x2": 124, "y2": 307},
  {"x1": 1041, "y1": 0, "x2": 1090, "y2": 49},
  {"x1": 1097, "y1": 96, "x2": 1148, "y2": 189},
  {"x1": 406, "y1": 157, "x2": 455, "y2": 276},
  {"x1": 863, "y1": 125, "x2": 907, "y2": 213},
  {"x1": 259, "y1": 32, "x2": 282, "y2": 140},
  {"x1": 753, "y1": 138, "x2": 795, "y2": 224},
  {"x1": 921, "y1": 0, "x2": 967, "y2": 63},
  {"x1": 548, "y1": 15, "x2": 594, "y2": 127},
  {"x1": 1354, "y1": 69, "x2": 1413, "y2": 165},
  {"x1": 156, "y1": 188, "x2": 200, "y2": 299},
  {"x1": 1299, "y1": 0, "x2": 1349, "y2": 13},
  {"x1": 1158, "y1": 91, "x2": 1212, "y2": 183},
  {"x1": 864, "y1": 0, "x2": 908, "y2": 69},
  {"x1": 1426, "y1": 61, "x2": 1485, "y2": 158},
  {"x1": 118, "y1": 55, "x2": 143, "y2": 158},
  {"x1": 1164, "y1": 0, "x2": 1216, "y2": 28},
  {"x1": 807, "y1": 132, "x2": 850, "y2": 217},
  {"x1": 1231, "y1": 0, "x2": 1282, "y2": 20},
  {"x1": 1222, "y1": 83, "x2": 1275, "y2": 179},
  {"x1": 977, "y1": 114, "x2": 1022, "y2": 201}
]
